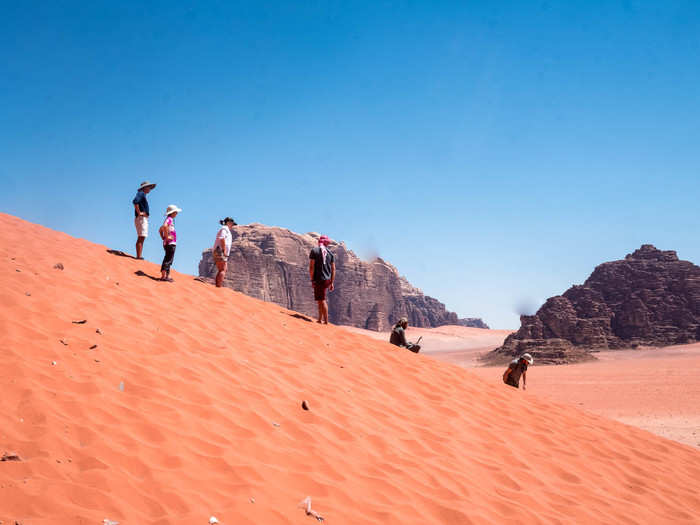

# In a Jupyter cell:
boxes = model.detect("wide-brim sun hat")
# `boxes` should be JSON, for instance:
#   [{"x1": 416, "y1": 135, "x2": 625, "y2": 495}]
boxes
[
  {"x1": 318, "y1": 234, "x2": 331, "y2": 245},
  {"x1": 164, "y1": 204, "x2": 182, "y2": 216},
  {"x1": 138, "y1": 181, "x2": 157, "y2": 191},
  {"x1": 521, "y1": 353, "x2": 534, "y2": 365}
]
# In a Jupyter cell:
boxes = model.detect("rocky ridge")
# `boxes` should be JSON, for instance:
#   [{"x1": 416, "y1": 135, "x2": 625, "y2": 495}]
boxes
[
  {"x1": 488, "y1": 245, "x2": 700, "y2": 364},
  {"x1": 199, "y1": 224, "x2": 488, "y2": 331}
]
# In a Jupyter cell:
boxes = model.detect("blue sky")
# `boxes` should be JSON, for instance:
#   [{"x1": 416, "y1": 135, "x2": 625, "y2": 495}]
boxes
[{"x1": 2, "y1": 1, "x2": 699, "y2": 328}]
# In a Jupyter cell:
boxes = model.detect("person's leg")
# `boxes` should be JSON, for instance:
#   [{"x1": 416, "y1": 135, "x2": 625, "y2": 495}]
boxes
[
  {"x1": 136, "y1": 236, "x2": 145, "y2": 259},
  {"x1": 161, "y1": 245, "x2": 175, "y2": 281},
  {"x1": 321, "y1": 300, "x2": 329, "y2": 324},
  {"x1": 316, "y1": 300, "x2": 323, "y2": 323},
  {"x1": 215, "y1": 261, "x2": 227, "y2": 287}
]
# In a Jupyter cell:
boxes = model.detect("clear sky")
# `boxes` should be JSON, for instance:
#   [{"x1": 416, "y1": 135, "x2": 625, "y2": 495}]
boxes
[{"x1": 2, "y1": 1, "x2": 699, "y2": 328}]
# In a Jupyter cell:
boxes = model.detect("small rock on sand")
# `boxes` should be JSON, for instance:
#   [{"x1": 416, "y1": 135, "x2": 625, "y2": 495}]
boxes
[
  {"x1": 53, "y1": 263, "x2": 64, "y2": 270},
  {"x1": 301, "y1": 400, "x2": 310, "y2": 410}
]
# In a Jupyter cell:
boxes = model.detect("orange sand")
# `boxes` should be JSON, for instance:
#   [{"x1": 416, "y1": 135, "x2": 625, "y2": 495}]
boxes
[
  {"x1": 343, "y1": 325, "x2": 512, "y2": 366},
  {"x1": 468, "y1": 345, "x2": 700, "y2": 449},
  {"x1": 2, "y1": 212, "x2": 700, "y2": 524}
]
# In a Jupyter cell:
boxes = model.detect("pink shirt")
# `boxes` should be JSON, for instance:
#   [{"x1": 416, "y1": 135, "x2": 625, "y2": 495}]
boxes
[{"x1": 163, "y1": 216, "x2": 177, "y2": 245}]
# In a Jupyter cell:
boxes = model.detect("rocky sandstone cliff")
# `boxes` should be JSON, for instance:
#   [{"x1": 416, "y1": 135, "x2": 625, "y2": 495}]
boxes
[
  {"x1": 457, "y1": 318, "x2": 490, "y2": 329},
  {"x1": 489, "y1": 245, "x2": 700, "y2": 364},
  {"x1": 199, "y1": 224, "x2": 487, "y2": 331}
]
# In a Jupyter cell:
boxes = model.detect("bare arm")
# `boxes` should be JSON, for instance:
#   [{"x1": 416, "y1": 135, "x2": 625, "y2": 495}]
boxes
[
  {"x1": 522, "y1": 369, "x2": 527, "y2": 390},
  {"x1": 134, "y1": 203, "x2": 144, "y2": 216},
  {"x1": 309, "y1": 259, "x2": 315, "y2": 281},
  {"x1": 503, "y1": 367, "x2": 512, "y2": 382},
  {"x1": 330, "y1": 262, "x2": 336, "y2": 291}
]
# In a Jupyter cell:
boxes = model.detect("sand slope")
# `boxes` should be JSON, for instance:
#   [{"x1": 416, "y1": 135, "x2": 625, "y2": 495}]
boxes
[{"x1": 1, "y1": 212, "x2": 700, "y2": 524}]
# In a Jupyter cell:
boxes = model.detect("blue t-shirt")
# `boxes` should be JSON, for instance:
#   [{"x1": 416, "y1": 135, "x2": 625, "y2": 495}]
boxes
[{"x1": 132, "y1": 191, "x2": 149, "y2": 217}]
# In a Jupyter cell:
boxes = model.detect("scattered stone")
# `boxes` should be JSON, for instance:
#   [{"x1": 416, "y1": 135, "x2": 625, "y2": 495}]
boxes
[
  {"x1": 59, "y1": 339, "x2": 68, "y2": 345},
  {"x1": 25, "y1": 292, "x2": 30, "y2": 296},
  {"x1": 53, "y1": 263, "x2": 64, "y2": 270},
  {"x1": 250, "y1": 497, "x2": 255, "y2": 503},
  {"x1": 0, "y1": 453, "x2": 21, "y2": 462},
  {"x1": 15, "y1": 269, "x2": 20, "y2": 272},
  {"x1": 51, "y1": 361, "x2": 57, "y2": 366},
  {"x1": 209, "y1": 517, "x2": 219, "y2": 524},
  {"x1": 119, "y1": 381, "x2": 124, "y2": 392},
  {"x1": 94, "y1": 359, "x2": 100, "y2": 363},
  {"x1": 72, "y1": 320, "x2": 87, "y2": 324},
  {"x1": 96, "y1": 328, "x2": 103, "y2": 335},
  {"x1": 103, "y1": 519, "x2": 119, "y2": 525},
  {"x1": 89, "y1": 344, "x2": 98, "y2": 350},
  {"x1": 272, "y1": 422, "x2": 280, "y2": 427},
  {"x1": 301, "y1": 400, "x2": 310, "y2": 411}
]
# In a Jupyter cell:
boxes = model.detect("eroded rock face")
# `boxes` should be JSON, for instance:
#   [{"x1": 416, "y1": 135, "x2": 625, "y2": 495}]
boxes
[
  {"x1": 457, "y1": 318, "x2": 490, "y2": 329},
  {"x1": 489, "y1": 245, "x2": 700, "y2": 364},
  {"x1": 198, "y1": 224, "x2": 485, "y2": 330}
]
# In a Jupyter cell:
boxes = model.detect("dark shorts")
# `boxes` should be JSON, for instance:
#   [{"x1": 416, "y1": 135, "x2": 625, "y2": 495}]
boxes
[
  {"x1": 313, "y1": 280, "x2": 331, "y2": 301},
  {"x1": 505, "y1": 375, "x2": 519, "y2": 388}
]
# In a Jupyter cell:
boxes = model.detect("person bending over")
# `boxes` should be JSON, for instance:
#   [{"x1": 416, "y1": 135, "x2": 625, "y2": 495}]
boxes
[{"x1": 503, "y1": 353, "x2": 533, "y2": 390}]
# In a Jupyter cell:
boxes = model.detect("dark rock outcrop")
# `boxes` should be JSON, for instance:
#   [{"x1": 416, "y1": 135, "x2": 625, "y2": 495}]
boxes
[
  {"x1": 457, "y1": 318, "x2": 490, "y2": 329},
  {"x1": 489, "y1": 245, "x2": 700, "y2": 364},
  {"x1": 198, "y1": 224, "x2": 481, "y2": 330}
]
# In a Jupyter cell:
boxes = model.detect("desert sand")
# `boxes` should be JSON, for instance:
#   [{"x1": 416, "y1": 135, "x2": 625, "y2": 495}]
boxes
[{"x1": 2, "y1": 212, "x2": 700, "y2": 524}]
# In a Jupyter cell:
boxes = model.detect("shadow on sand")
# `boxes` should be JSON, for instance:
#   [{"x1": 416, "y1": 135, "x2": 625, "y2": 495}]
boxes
[
  {"x1": 106, "y1": 249, "x2": 134, "y2": 258},
  {"x1": 134, "y1": 270, "x2": 161, "y2": 281}
]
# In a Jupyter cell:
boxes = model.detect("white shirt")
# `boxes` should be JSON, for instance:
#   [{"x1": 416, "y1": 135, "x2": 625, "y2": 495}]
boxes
[{"x1": 214, "y1": 226, "x2": 232, "y2": 256}]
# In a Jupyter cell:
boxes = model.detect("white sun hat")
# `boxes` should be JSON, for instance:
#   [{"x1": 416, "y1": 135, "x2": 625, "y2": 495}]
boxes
[
  {"x1": 164, "y1": 204, "x2": 182, "y2": 216},
  {"x1": 521, "y1": 353, "x2": 534, "y2": 365}
]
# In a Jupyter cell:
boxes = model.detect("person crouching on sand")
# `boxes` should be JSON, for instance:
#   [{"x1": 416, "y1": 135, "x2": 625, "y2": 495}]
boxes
[
  {"x1": 159, "y1": 204, "x2": 181, "y2": 282},
  {"x1": 503, "y1": 353, "x2": 533, "y2": 390},
  {"x1": 389, "y1": 318, "x2": 421, "y2": 353},
  {"x1": 309, "y1": 234, "x2": 335, "y2": 324},
  {"x1": 213, "y1": 216, "x2": 237, "y2": 287},
  {"x1": 132, "y1": 181, "x2": 156, "y2": 260}
]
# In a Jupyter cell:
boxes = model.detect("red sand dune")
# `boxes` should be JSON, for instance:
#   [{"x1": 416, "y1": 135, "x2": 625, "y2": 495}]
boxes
[
  {"x1": 469, "y1": 345, "x2": 700, "y2": 449},
  {"x1": 1, "y1": 212, "x2": 700, "y2": 524}
]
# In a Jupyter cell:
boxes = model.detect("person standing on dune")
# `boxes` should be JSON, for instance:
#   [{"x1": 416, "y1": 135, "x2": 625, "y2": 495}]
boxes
[
  {"x1": 213, "y1": 217, "x2": 237, "y2": 287},
  {"x1": 132, "y1": 181, "x2": 156, "y2": 260},
  {"x1": 309, "y1": 235, "x2": 335, "y2": 324},
  {"x1": 159, "y1": 204, "x2": 181, "y2": 282},
  {"x1": 503, "y1": 353, "x2": 533, "y2": 390}
]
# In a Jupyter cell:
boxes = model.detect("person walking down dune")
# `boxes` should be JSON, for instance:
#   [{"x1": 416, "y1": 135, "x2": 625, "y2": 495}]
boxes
[
  {"x1": 389, "y1": 318, "x2": 421, "y2": 353},
  {"x1": 159, "y1": 204, "x2": 181, "y2": 282},
  {"x1": 503, "y1": 353, "x2": 533, "y2": 390},
  {"x1": 213, "y1": 217, "x2": 237, "y2": 287},
  {"x1": 309, "y1": 234, "x2": 335, "y2": 324},
  {"x1": 132, "y1": 181, "x2": 156, "y2": 259}
]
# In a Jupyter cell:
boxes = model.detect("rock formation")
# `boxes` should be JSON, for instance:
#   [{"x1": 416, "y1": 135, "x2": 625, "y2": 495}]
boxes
[
  {"x1": 199, "y1": 224, "x2": 487, "y2": 330},
  {"x1": 457, "y1": 318, "x2": 490, "y2": 329},
  {"x1": 488, "y1": 245, "x2": 700, "y2": 364}
]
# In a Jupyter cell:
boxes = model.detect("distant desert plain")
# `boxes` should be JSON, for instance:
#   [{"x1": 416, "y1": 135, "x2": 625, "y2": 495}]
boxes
[{"x1": 346, "y1": 325, "x2": 700, "y2": 448}]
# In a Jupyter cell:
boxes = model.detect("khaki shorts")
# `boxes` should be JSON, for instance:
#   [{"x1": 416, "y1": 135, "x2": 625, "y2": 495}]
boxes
[
  {"x1": 213, "y1": 246, "x2": 228, "y2": 264},
  {"x1": 134, "y1": 216, "x2": 149, "y2": 237}
]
